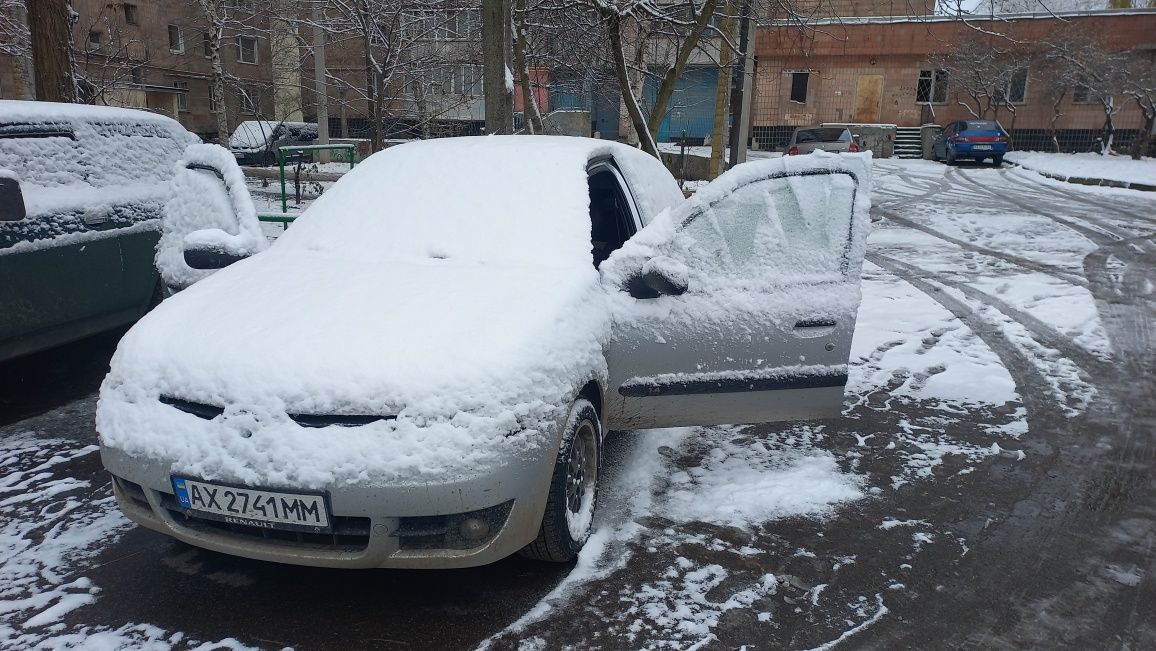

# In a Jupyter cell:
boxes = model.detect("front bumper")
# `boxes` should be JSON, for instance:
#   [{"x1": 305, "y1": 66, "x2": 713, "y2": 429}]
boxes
[{"x1": 101, "y1": 437, "x2": 560, "y2": 569}]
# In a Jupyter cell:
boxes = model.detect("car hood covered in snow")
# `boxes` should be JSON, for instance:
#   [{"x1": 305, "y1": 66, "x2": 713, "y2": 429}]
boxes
[
  {"x1": 106, "y1": 249, "x2": 605, "y2": 413},
  {"x1": 98, "y1": 250, "x2": 609, "y2": 487}
]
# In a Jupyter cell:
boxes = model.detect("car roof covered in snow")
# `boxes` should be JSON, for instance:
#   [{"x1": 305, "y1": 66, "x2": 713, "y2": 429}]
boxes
[
  {"x1": 276, "y1": 135, "x2": 683, "y2": 269},
  {"x1": 0, "y1": 100, "x2": 197, "y2": 217},
  {"x1": 0, "y1": 100, "x2": 192, "y2": 132}
]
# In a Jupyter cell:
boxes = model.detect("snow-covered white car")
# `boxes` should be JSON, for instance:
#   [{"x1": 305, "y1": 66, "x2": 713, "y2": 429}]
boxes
[{"x1": 97, "y1": 136, "x2": 871, "y2": 569}]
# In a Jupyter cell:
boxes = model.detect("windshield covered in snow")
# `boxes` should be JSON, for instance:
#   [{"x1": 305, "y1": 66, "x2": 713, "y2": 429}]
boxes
[
  {"x1": 229, "y1": 121, "x2": 277, "y2": 149},
  {"x1": 276, "y1": 137, "x2": 599, "y2": 269}
]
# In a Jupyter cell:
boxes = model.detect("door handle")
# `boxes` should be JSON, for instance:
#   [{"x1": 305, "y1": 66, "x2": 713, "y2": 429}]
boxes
[{"x1": 795, "y1": 319, "x2": 837, "y2": 329}]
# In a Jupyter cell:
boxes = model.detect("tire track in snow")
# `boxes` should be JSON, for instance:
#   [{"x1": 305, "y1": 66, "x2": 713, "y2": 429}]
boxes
[
  {"x1": 876, "y1": 209, "x2": 1089, "y2": 288},
  {"x1": 864, "y1": 253, "x2": 1059, "y2": 424},
  {"x1": 867, "y1": 252, "x2": 1112, "y2": 380},
  {"x1": 998, "y1": 167, "x2": 1156, "y2": 226},
  {"x1": 949, "y1": 168, "x2": 1129, "y2": 245}
]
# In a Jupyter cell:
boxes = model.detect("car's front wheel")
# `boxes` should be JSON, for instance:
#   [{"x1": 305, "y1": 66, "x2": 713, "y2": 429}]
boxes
[{"x1": 521, "y1": 398, "x2": 601, "y2": 563}]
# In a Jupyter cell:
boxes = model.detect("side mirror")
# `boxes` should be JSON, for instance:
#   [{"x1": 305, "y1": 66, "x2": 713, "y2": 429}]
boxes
[
  {"x1": 182, "y1": 228, "x2": 252, "y2": 270},
  {"x1": 0, "y1": 175, "x2": 26, "y2": 222},
  {"x1": 639, "y1": 256, "x2": 689, "y2": 298}
]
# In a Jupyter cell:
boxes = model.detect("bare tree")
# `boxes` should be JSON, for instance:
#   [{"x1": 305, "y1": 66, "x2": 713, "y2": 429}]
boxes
[
  {"x1": 710, "y1": 0, "x2": 738, "y2": 178},
  {"x1": 27, "y1": 0, "x2": 76, "y2": 102},
  {"x1": 191, "y1": 0, "x2": 253, "y2": 142},
  {"x1": 0, "y1": 0, "x2": 29, "y2": 59},
  {"x1": 1123, "y1": 55, "x2": 1156, "y2": 159},
  {"x1": 303, "y1": 1, "x2": 481, "y2": 151},
  {"x1": 511, "y1": 0, "x2": 543, "y2": 133},
  {"x1": 927, "y1": 34, "x2": 1029, "y2": 123},
  {"x1": 74, "y1": 5, "x2": 151, "y2": 105},
  {"x1": 1044, "y1": 30, "x2": 1128, "y2": 154},
  {"x1": 482, "y1": 0, "x2": 513, "y2": 133}
]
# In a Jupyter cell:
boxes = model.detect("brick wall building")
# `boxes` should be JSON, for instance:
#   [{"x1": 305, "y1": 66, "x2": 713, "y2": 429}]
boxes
[
  {"x1": 69, "y1": 0, "x2": 280, "y2": 139},
  {"x1": 753, "y1": 9, "x2": 1156, "y2": 151}
]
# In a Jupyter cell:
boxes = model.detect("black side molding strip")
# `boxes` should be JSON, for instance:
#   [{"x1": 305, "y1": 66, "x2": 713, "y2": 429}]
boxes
[{"x1": 619, "y1": 372, "x2": 848, "y2": 397}]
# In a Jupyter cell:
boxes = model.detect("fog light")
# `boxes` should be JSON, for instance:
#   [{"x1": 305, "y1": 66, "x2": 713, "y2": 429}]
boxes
[{"x1": 459, "y1": 517, "x2": 490, "y2": 541}]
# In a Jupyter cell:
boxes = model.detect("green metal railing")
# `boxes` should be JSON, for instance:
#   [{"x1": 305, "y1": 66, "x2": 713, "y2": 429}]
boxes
[
  {"x1": 256, "y1": 212, "x2": 298, "y2": 230},
  {"x1": 277, "y1": 143, "x2": 357, "y2": 213}
]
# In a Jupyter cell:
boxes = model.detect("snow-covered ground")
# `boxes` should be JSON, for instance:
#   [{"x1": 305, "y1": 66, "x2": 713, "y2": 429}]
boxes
[
  {"x1": 2, "y1": 157, "x2": 1150, "y2": 650},
  {"x1": 1005, "y1": 151, "x2": 1156, "y2": 187},
  {"x1": 0, "y1": 424, "x2": 263, "y2": 650}
]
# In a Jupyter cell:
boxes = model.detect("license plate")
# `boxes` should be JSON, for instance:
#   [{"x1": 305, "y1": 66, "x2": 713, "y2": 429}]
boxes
[
  {"x1": 171, "y1": 476, "x2": 331, "y2": 533},
  {"x1": 973, "y1": 144, "x2": 992, "y2": 150}
]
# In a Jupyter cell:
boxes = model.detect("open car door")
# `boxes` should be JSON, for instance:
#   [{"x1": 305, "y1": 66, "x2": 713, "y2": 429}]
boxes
[
  {"x1": 157, "y1": 143, "x2": 266, "y2": 293},
  {"x1": 601, "y1": 153, "x2": 871, "y2": 429}
]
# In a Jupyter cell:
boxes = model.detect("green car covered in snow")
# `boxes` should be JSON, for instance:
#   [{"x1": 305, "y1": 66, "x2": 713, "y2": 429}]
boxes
[{"x1": 0, "y1": 101, "x2": 199, "y2": 362}]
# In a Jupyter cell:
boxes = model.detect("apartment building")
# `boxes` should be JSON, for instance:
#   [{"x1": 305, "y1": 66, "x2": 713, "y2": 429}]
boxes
[
  {"x1": 1, "y1": 1, "x2": 289, "y2": 140},
  {"x1": 298, "y1": 4, "x2": 486, "y2": 139}
]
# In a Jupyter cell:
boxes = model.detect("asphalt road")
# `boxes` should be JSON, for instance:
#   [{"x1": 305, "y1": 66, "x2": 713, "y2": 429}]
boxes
[{"x1": 1, "y1": 161, "x2": 1153, "y2": 650}]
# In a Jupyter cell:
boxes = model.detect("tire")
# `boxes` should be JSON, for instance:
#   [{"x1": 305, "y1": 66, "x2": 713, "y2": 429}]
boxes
[
  {"x1": 520, "y1": 398, "x2": 601, "y2": 563},
  {"x1": 946, "y1": 147, "x2": 956, "y2": 166},
  {"x1": 932, "y1": 145, "x2": 940, "y2": 162},
  {"x1": 992, "y1": 155, "x2": 1003, "y2": 167}
]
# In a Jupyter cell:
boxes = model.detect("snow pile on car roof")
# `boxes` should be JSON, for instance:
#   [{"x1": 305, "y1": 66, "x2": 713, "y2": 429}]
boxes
[
  {"x1": 0, "y1": 100, "x2": 197, "y2": 190},
  {"x1": 276, "y1": 135, "x2": 680, "y2": 267},
  {"x1": 228, "y1": 120, "x2": 278, "y2": 149}
]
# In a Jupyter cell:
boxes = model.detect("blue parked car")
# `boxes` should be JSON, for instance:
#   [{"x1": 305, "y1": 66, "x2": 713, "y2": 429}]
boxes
[{"x1": 932, "y1": 119, "x2": 1009, "y2": 166}]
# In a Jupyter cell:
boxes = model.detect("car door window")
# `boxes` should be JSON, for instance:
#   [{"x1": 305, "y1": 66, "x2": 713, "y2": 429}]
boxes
[
  {"x1": 588, "y1": 164, "x2": 639, "y2": 268},
  {"x1": 672, "y1": 171, "x2": 858, "y2": 287}
]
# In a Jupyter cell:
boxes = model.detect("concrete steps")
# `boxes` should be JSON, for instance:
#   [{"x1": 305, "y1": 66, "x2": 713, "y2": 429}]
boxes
[{"x1": 894, "y1": 127, "x2": 923, "y2": 159}]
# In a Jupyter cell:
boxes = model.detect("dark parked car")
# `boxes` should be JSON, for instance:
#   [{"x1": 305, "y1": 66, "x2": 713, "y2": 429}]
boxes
[
  {"x1": 228, "y1": 120, "x2": 318, "y2": 166},
  {"x1": 932, "y1": 119, "x2": 1009, "y2": 166},
  {"x1": 0, "y1": 100, "x2": 198, "y2": 362}
]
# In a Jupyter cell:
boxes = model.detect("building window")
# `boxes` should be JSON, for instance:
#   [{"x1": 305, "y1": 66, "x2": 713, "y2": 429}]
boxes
[
  {"x1": 916, "y1": 69, "x2": 948, "y2": 104},
  {"x1": 173, "y1": 81, "x2": 190, "y2": 112},
  {"x1": 238, "y1": 86, "x2": 259, "y2": 115},
  {"x1": 208, "y1": 89, "x2": 218, "y2": 113},
  {"x1": 457, "y1": 64, "x2": 483, "y2": 96},
  {"x1": 1009, "y1": 69, "x2": 1028, "y2": 103},
  {"x1": 789, "y1": 72, "x2": 809, "y2": 104},
  {"x1": 123, "y1": 3, "x2": 138, "y2": 25},
  {"x1": 1073, "y1": 81, "x2": 1090, "y2": 103},
  {"x1": 237, "y1": 36, "x2": 258, "y2": 64},
  {"x1": 202, "y1": 32, "x2": 211, "y2": 57},
  {"x1": 131, "y1": 66, "x2": 143, "y2": 85},
  {"x1": 168, "y1": 25, "x2": 184, "y2": 53},
  {"x1": 88, "y1": 30, "x2": 102, "y2": 48},
  {"x1": 404, "y1": 9, "x2": 481, "y2": 41}
]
